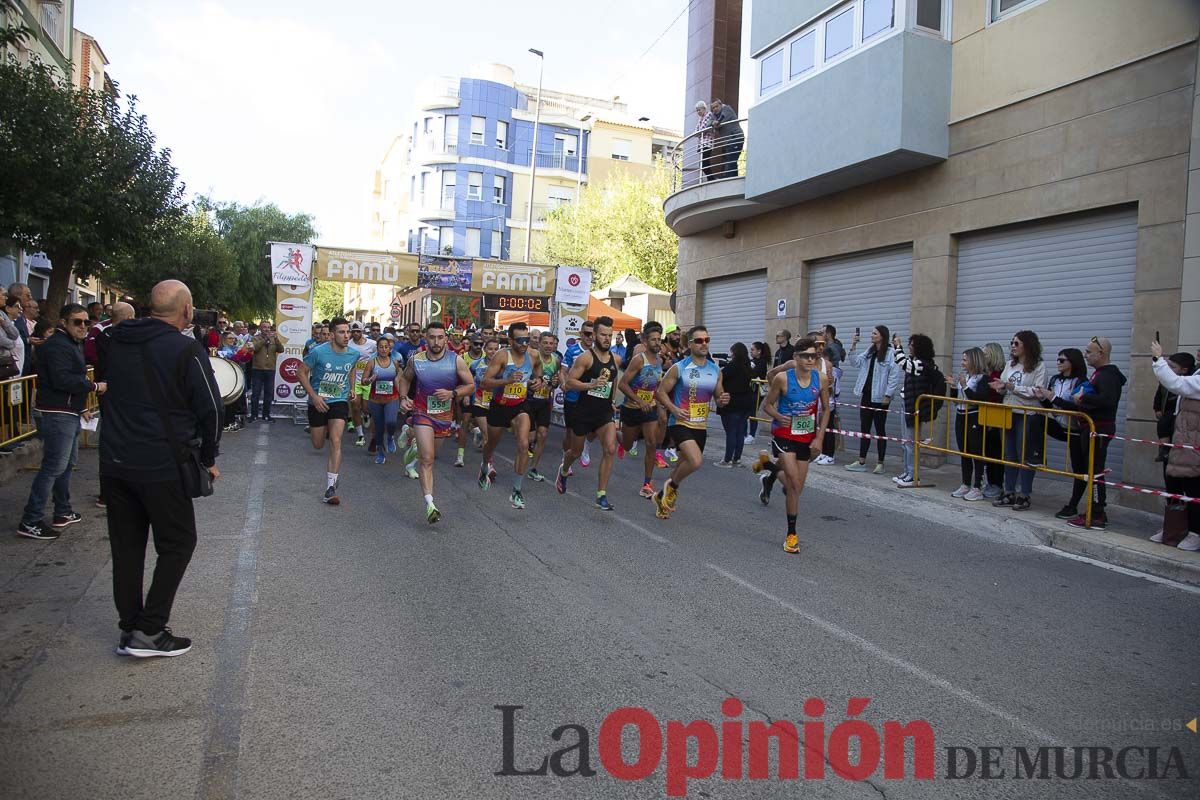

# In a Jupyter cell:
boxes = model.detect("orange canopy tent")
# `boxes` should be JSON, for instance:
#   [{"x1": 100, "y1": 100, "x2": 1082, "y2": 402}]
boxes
[{"x1": 494, "y1": 296, "x2": 642, "y2": 332}]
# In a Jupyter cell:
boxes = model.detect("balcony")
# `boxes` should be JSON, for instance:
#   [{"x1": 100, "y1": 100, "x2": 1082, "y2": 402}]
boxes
[
  {"x1": 417, "y1": 139, "x2": 459, "y2": 167},
  {"x1": 525, "y1": 150, "x2": 584, "y2": 175},
  {"x1": 420, "y1": 83, "x2": 460, "y2": 111},
  {"x1": 416, "y1": 191, "x2": 456, "y2": 223},
  {"x1": 664, "y1": 119, "x2": 777, "y2": 236}
]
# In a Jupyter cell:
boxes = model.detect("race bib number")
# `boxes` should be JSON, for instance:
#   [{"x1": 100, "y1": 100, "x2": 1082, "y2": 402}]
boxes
[
  {"x1": 636, "y1": 389, "x2": 655, "y2": 406},
  {"x1": 588, "y1": 381, "x2": 612, "y2": 400},
  {"x1": 427, "y1": 396, "x2": 452, "y2": 415},
  {"x1": 790, "y1": 414, "x2": 816, "y2": 435},
  {"x1": 503, "y1": 382, "x2": 527, "y2": 402},
  {"x1": 373, "y1": 380, "x2": 394, "y2": 396},
  {"x1": 318, "y1": 379, "x2": 343, "y2": 399},
  {"x1": 533, "y1": 381, "x2": 551, "y2": 399},
  {"x1": 688, "y1": 401, "x2": 709, "y2": 423},
  {"x1": 478, "y1": 390, "x2": 493, "y2": 408}
]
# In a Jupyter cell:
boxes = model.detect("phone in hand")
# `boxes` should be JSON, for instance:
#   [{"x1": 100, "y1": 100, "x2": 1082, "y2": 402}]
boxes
[
  {"x1": 854, "y1": 327, "x2": 860, "y2": 336},
  {"x1": 1156, "y1": 330, "x2": 1161, "y2": 343}
]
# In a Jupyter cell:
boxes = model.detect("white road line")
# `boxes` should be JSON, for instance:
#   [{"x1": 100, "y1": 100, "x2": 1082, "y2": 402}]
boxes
[
  {"x1": 253, "y1": 450, "x2": 268, "y2": 465},
  {"x1": 1032, "y1": 545, "x2": 1200, "y2": 595},
  {"x1": 706, "y1": 563, "x2": 1063, "y2": 745}
]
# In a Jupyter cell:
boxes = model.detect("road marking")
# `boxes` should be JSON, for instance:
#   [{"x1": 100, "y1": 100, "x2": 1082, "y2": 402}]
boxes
[
  {"x1": 253, "y1": 450, "x2": 268, "y2": 465},
  {"x1": 706, "y1": 563, "x2": 1062, "y2": 745},
  {"x1": 1032, "y1": 545, "x2": 1200, "y2": 596}
]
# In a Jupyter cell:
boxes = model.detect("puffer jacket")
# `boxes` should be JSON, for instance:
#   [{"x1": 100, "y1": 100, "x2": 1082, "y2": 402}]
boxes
[{"x1": 1167, "y1": 397, "x2": 1200, "y2": 478}]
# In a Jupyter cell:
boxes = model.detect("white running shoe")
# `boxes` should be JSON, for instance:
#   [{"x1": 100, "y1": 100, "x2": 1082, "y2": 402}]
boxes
[
  {"x1": 1149, "y1": 530, "x2": 1165, "y2": 543},
  {"x1": 629, "y1": 442, "x2": 639, "y2": 457},
  {"x1": 581, "y1": 448, "x2": 591, "y2": 468},
  {"x1": 743, "y1": 435, "x2": 755, "y2": 445},
  {"x1": 1178, "y1": 532, "x2": 1200, "y2": 551},
  {"x1": 963, "y1": 487, "x2": 984, "y2": 501},
  {"x1": 951, "y1": 484, "x2": 971, "y2": 499},
  {"x1": 815, "y1": 454, "x2": 835, "y2": 466}
]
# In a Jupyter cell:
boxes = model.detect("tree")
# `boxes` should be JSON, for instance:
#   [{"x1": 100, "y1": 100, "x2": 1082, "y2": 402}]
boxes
[
  {"x1": 0, "y1": 0, "x2": 33, "y2": 49},
  {"x1": 0, "y1": 53, "x2": 186, "y2": 320},
  {"x1": 537, "y1": 159, "x2": 678, "y2": 292},
  {"x1": 203, "y1": 199, "x2": 317, "y2": 322},
  {"x1": 312, "y1": 279, "x2": 344, "y2": 321}
]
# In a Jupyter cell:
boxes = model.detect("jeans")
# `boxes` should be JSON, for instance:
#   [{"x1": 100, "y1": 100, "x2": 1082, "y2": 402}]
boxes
[
  {"x1": 250, "y1": 369, "x2": 274, "y2": 419},
  {"x1": 21, "y1": 412, "x2": 81, "y2": 526},
  {"x1": 1002, "y1": 414, "x2": 1043, "y2": 496},
  {"x1": 749, "y1": 417, "x2": 759, "y2": 438},
  {"x1": 369, "y1": 400, "x2": 399, "y2": 450},
  {"x1": 722, "y1": 410, "x2": 749, "y2": 462},
  {"x1": 103, "y1": 475, "x2": 196, "y2": 635}
]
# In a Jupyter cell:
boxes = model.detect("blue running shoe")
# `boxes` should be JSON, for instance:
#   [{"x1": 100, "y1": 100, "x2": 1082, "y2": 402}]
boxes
[
  {"x1": 595, "y1": 494, "x2": 613, "y2": 512},
  {"x1": 375, "y1": 452, "x2": 386, "y2": 465}
]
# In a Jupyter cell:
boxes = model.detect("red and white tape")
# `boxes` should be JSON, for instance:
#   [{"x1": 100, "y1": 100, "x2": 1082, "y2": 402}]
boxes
[{"x1": 1092, "y1": 431, "x2": 1200, "y2": 452}]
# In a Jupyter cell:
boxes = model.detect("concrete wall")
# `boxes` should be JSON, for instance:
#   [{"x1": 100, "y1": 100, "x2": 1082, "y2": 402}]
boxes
[
  {"x1": 751, "y1": 0, "x2": 836, "y2": 55},
  {"x1": 676, "y1": 43, "x2": 1198, "y2": 505},
  {"x1": 1180, "y1": 46, "x2": 1200, "y2": 354},
  {"x1": 951, "y1": 0, "x2": 1200, "y2": 121}
]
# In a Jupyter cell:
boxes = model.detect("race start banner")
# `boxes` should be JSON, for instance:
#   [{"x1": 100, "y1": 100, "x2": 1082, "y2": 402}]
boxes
[
  {"x1": 273, "y1": 284, "x2": 313, "y2": 406},
  {"x1": 270, "y1": 243, "x2": 314, "y2": 288}
]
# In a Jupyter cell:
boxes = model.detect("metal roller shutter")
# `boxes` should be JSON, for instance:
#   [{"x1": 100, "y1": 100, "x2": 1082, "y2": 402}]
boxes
[
  {"x1": 808, "y1": 246, "x2": 913, "y2": 447},
  {"x1": 699, "y1": 271, "x2": 767, "y2": 357},
  {"x1": 953, "y1": 207, "x2": 1136, "y2": 478}
]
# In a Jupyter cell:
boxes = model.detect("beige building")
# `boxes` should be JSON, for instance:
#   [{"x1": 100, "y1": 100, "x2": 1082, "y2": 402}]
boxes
[
  {"x1": 667, "y1": 0, "x2": 1200, "y2": 505},
  {"x1": 2, "y1": 0, "x2": 73, "y2": 75}
]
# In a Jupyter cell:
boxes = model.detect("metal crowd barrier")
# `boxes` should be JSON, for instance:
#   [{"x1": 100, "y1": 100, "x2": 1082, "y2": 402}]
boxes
[{"x1": 0, "y1": 369, "x2": 100, "y2": 451}]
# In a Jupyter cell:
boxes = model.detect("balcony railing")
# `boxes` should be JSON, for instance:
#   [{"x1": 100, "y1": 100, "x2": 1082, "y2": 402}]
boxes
[
  {"x1": 667, "y1": 117, "x2": 748, "y2": 193},
  {"x1": 524, "y1": 150, "x2": 584, "y2": 172}
]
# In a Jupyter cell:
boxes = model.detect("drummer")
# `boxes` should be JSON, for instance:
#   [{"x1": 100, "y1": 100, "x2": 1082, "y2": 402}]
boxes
[{"x1": 217, "y1": 333, "x2": 250, "y2": 432}]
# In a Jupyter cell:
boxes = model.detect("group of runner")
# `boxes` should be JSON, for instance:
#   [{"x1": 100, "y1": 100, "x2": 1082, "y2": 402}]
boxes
[{"x1": 294, "y1": 315, "x2": 833, "y2": 554}]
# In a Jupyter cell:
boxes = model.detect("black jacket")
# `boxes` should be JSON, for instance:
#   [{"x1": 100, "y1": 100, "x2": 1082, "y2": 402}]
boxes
[
  {"x1": 1076, "y1": 363, "x2": 1126, "y2": 434},
  {"x1": 99, "y1": 318, "x2": 222, "y2": 481},
  {"x1": 33, "y1": 328, "x2": 96, "y2": 415},
  {"x1": 720, "y1": 361, "x2": 757, "y2": 414}
]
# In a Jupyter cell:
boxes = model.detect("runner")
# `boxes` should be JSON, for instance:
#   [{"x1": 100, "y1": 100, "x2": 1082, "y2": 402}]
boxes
[
  {"x1": 296, "y1": 318, "x2": 361, "y2": 505},
  {"x1": 455, "y1": 334, "x2": 486, "y2": 466},
  {"x1": 761, "y1": 337, "x2": 831, "y2": 553},
  {"x1": 652, "y1": 326, "x2": 730, "y2": 519},
  {"x1": 480, "y1": 322, "x2": 543, "y2": 509},
  {"x1": 560, "y1": 321, "x2": 595, "y2": 470},
  {"x1": 557, "y1": 316, "x2": 621, "y2": 510},
  {"x1": 397, "y1": 321, "x2": 475, "y2": 524},
  {"x1": 525, "y1": 331, "x2": 561, "y2": 483},
  {"x1": 348, "y1": 321, "x2": 377, "y2": 448},
  {"x1": 617, "y1": 321, "x2": 665, "y2": 498},
  {"x1": 469, "y1": 339, "x2": 500, "y2": 462},
  {"x1": 660, "y1": 328, "x2": 684, "y2": 463},
  {"x1": 361, "y1": 333, "x2": 401, "y2": 465}
]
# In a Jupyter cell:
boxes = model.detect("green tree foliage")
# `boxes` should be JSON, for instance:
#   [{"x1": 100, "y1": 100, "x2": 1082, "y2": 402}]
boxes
[
  {"x1": 0, "y1": 52, "x2": 186, "y2": 320},
  {"x1": 312, "y1": 280, "x2": 344, "y2": 321},
  {"x1": 0, "y1": 0, "x2": 33, "y2": 49},
  {"x1": 202, "y1": 199, "x2": 317, "y2": 322},
  {"x1": 537, "y1": 159, "x2": 678, "y2": 292}
]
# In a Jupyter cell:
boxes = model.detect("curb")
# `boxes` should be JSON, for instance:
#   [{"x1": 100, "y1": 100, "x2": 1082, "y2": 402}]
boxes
[
  {"x1": 0, "y1": 440, "x2": 43, "y2": 486},
  {"x1": 802, "y1": 468, "x2": 1200, "y2": 587}
]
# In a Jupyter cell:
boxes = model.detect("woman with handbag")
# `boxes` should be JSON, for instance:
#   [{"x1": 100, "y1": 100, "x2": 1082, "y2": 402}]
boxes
[
  {"x1": 1149, "y1": 340, "x2": 1200, "y2": 551},
  {"x1": 990, "y1": 330, "x2": 1047, "y2": 511}
]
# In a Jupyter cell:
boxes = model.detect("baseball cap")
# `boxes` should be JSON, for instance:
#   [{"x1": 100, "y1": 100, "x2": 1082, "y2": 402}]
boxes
[{"x1": 350, "y1": 321, "x2": 364, "y2": 331}]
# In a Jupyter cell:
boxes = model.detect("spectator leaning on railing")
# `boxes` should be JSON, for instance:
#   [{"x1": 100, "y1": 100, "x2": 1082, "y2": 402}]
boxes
[{"x1": 1059, "y1": 336, "x2": 1126, "y2": 530}]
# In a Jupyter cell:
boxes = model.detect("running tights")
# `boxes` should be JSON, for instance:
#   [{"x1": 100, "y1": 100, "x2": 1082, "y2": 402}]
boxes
[{"x1": 369, "y1": 400, "x2": 399, "y2": 450}]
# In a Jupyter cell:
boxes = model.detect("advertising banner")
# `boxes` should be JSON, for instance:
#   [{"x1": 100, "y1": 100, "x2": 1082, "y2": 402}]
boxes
[
  {"x1": 274, "y1": 284, "x2": 313, "y2": 406},
  {"x1": 554, "y1": 301, "x2": 588, "y2": 349},
  {"x1": 270, "y1": 243, "x2": 314, "y2": 288},
  {"x1": 418, "y1": 255, "x2": 473, "y2": 291},
  {"x1": 314, "y1": 247, "x2": 419, "y2": 285},
  {"x1": 554, "y1": 265, "x2": 592, "y2": 305},
  {"x1": 470, "y1": 261, "x2": 556, "y2": 297}
]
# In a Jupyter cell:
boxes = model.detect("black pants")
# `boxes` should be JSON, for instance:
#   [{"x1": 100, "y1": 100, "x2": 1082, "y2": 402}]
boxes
[
  {"x1": 984, "y1": 428, "x2": 1003, "y2": 487},
  {"x1": 1164, "y1": 474, "x2": 1200, "y2": 533},
  {"x1": 823, "y1": 409, "x2": 839, "y2": 457},
  {"x1": 955, "y1": 411, "x2": 985, "y2": 487},
  {"x1": 858, "y1": 406, "x2": 888, "y2": 460},
  {"x1": 103, "y1": 475, "x2": 197, "y2": 635},
  {"x1": 1068, "y1": 432, "x2": 1110, "y2": 511}
]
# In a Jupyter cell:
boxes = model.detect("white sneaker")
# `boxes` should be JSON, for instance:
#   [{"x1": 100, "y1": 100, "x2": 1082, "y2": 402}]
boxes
[
  {"x1": 815, "y1": 455, "x2": 835, "y2": 466},
  {"x1": 629, "y1": 442, "x2": 639, "y2": 457},
  {"x1": 1178, "y1": 532, "x2": 1200, "y2": 551},
  {"x1": 964, "y1": 487, "x2": 984, "y2": 501},
  {"x1": 743, "y1": 435, "x2": 755, "y2": 445},
  {"x1": 1149, "y1": 530, "x2": 1165, "y2": 543},
  {"x1": 951, "y1": 484, "x2": 970, "y2": 499},
  {"x1": 581, "y1": 449, "x2": 591, "y2": 468},
  {"x1": 896, "y1": 476, "x2": 917, "y2": 488}
]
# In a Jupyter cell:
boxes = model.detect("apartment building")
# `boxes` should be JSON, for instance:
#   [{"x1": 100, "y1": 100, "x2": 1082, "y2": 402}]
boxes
[{"x1": 666, "y1": 0, "x2": 1200, "y2": 499}]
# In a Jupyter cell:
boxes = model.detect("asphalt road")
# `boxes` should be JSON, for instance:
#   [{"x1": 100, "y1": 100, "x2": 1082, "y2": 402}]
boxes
[{"x1": 1, "y1": 418, "x2": 1198, "y2": 800}]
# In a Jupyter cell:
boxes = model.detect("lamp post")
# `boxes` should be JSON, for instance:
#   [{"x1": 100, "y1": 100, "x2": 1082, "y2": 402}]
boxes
[
  {"x1": 576, "y1": 113, "x2": 590, "y2": 204},
  {"x1": 524, "y1": 48, "x2": 544, "y2": 263}
]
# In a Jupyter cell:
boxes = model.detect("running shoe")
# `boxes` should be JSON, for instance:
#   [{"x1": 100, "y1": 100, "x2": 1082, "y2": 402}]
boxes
[
  {"x1": 581, "y1": 449, "x2": 591, "y2": 468},
  {"x1": 629, "y1": 442, "x2": 639, "y2": 457},
  {"x1": 1178, "y1": 532, "x2": 1200, "y2": 551},
  {"x1": 595, "y1": 494, "x2": 613, "y2": 512},
  {"x1": 322, "y1": 485, "x2": 340, "y2": 505},
  {"x1": 527, "y1": 468, "x2": 545, "y2": 482},
  {"x1": 743, "y1": 435, "x2": 755, "y2": 445},
  {"x1": 488, "y1": 463, "x2": 498, "y2": 482},
  {"x1": 15, "y1": 522, "x2": 57, "y2": 540},
  {"x1": 426, "y1": 502, "x2": 441, "y2": 524},
  {"x1": 555, "y1": 464, "x2": 568, "y2": 494},
  {"x1": 666, "y1": 448, "x2": 678, "y2": 463},
  {"x1": 50, "y1": 512, "x2": 82, "y2": 529},
  {"x1": 617, "y1": 444, "x2": 625, "y2": 460},
  {"x1": 872, "y1": 464, "x2": 886, "y2": 475},
  {"x1": 758, "y1": 472, "x2": 772, "y2": 506},
  {"x1": 374, "y1": 452, "x2": 386, "y2": 465},
  {"x1": 713, "y1": 460, "x2": 733, "y2": 468},
  {"x1": 454, "y1": 452, "x2": 465, "y2": 468},
  {"x1": 479, "y1": 462, "x2": 493, "y2": 490},
  {"x1": 783, "y1": 533, "x2": 800, "y2": 554},
  {"x1": 951, "y1": 484, "x2": 971, "y2": 499},
  {"x1": 122, "y1": 627, "x2": 192, "y2": 658},
  {"x1": 663, "y1": 481, "x2": 678, "y2": 512},
  {"x1": 405, "y1": 463, "x2": 419, "y2": 480},
  {"x1": 845, "y1": 461, "x2": 869, "y2": 472},
  {"x1": 654, "y1": 450, "x2": 668, "y2": 469},
  {"x1": 387, "y1": 435, "x2": 397, "y2": 454},
  {"x1": 510, "y1": 489, "x2": 526, "y2": 509},
  {"x1": 95, "y1": 496, "x2": 106, "y2": 508},
  {"x1": 354, "y1": 434, "x2": 366, "y2": 447},
  {"x1": 639, "y1": 481, "x2": 655, "y2": 498},
  {"x1": 528, "y1": 446, "x2": 535, "y2": 460},
  {"x1": 652, "y1": 489, "x2": 671, "y2": 519}
]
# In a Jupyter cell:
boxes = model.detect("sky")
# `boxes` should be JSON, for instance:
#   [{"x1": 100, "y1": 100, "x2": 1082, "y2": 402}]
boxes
[{"x1": 74, "y1": 0, "x2": 725, "y2": 249}]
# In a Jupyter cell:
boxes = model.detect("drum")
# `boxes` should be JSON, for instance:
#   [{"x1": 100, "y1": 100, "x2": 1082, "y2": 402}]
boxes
[{"x1": 210, "y1": 356, "x2": 245, "y2": 405}]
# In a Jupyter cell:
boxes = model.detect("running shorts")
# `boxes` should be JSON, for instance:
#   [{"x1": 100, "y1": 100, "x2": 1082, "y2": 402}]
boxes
[
  {"x1": 669, "y1": 424, "x2": 707, "y2": 453},
  {"x1": 771, "y1": 436, "x2": 812, "y2": 460},
  {"x1": 308, "y1": 401, "x2": 350, "y2": 428},
  {"x1": 487, "y1": 401, "x2": 529, "y2": 429},
  {"x1": 526, "y1": 399, "x2": 552, "y2": 430},
  {"x1": 620, "y1": 404, "x2": 658, "y2": 427}
]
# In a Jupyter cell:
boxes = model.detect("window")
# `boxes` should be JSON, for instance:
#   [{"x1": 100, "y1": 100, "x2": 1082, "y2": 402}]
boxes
[
  {"x1": 465, "y1": 228, "x2": 481, "y2": 258},
  {"x1": 916, "y1": 0, "x2": 943, "y2": 31},
  {"x1": 423, "y1": 117, "x2": 432, "y2": 134},
  {"x1": 444, "y1": 115, "x2": 458, "y2": 151},
  {"x1": 825, "y1": 6, "x2": 854, "y2": 60},
  {"x1": 467, "y1": 171, "x2": 483, "y2": 200},
  {"x1": 496, "y1": 120, "x2": 508, "y2": 149},
  {"x1": 862, "y1": 0, "x2": 893, "y2": 40},
  {"x1": 992, "y1": 0, "x2": 1036, "y2": 21},
  {"x1": 39, "y1": 2, "x2": 64, "y2": 50},
  {"x1": 759, "y1": 50, "x2": 784, "y2": 95},
  {"x1": 790, "y1": 31, "x2": 815, "y2": 77},
  {"x1": 611, "y1": 138, "x2": 631, "y2": 161},
  {"x1": 417, "y1": 227, "x2": 427, "y2": 252},
  {"x1": 490, "y1": 232, "x2": 502, "y2": 259},
  {"x1": 439, "y1": 227, "x2": 454, "y2": 254},
  {"x1": 470, "y1": 116, "x2": 485, "y2": 145},
  {"x1": 554, "y1": 133, "x2": 577, "y2": 157},
  {"x1": 407, "y1": 230, "x2": 413, "y2": 253},
  {"x1": 410, "y1": 175, "x2": 415, "y2": 200},
  {"x1": 548, "y1": 187, "x2": 573, "y2": 209},
  {"x1": 493, "y1": 175, "x2": 506, "y2": 203},
  {"x1": 441, "y1": 171, "x2": 455, "y2": 206}
]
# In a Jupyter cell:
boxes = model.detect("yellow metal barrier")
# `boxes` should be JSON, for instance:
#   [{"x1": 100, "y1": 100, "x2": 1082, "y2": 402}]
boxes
[
  {"x1": 0, "y1": 368, "x2": 100, "y2": 451},
  {"x1": 913, "y1": 394, "x2": 1097, "y2": 528}
]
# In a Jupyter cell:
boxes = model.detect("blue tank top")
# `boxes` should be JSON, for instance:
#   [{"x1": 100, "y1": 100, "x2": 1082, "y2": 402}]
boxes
[
  {"x1": 668, "y1": 357, "x2": 720, "y2": 430},
  {"x1": 368, "y1": 357, "x2": 399, "y2": 401},
  {"x1": 623, "y1": 353, "x2": 663, "y2": 408},
  {"x1": 772, "y1": 368, "x2": 821, "y2": 442},
  {"x1": 496, "y1": 349, "x2": 532, "y2": 406}
]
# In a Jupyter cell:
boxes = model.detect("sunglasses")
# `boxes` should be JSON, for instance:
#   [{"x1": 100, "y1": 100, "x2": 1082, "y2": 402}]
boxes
[
  {"x1": 513, "y1": 337, "x2": 530, "y2": 345},
  {"x1": 580, "y1": 331, "x2": 594, "y2": 337},
  {"x1": 691, "y1": 337, "x2": 710, "y2": 345},
  {"x1": 66, "y1": 318, "x2": 89, "y2": 327},
  {"x1": 796, "y1": 352, "x2": 818, "y2": 359}
]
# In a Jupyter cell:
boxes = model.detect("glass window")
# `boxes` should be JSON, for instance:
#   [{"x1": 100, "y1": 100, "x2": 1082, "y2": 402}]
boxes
[
  {"x1": 465, "y1": 228, "x2": 481, "y2": 258},
  {"x1": 439, "y1": 227, "x2": 454, "y2": 253},
  {"x1": 467, "y1": 171, "x2": 483, "y2": 200},
  {"x1": 440, "y1": 171, "x2": 455, "y2": 205},
  {"x1": 862, "y1": 0, "x2": 893, "y2": 40},
  {"x1": 490, "y1": 232, "x2": 502, "y2": 259},
  {"x1": 423, "y1": 117, "x2": 432, "y2": 134},
  {"x1": 824, "y1": 7, "x2": 854, "y2": 60},
  {"x1": 790, "y1": 31, "x2": 816, "y2": 77},
  {"x1": 611, "y1": 138, "x2": 631, "y2": 161},
  {"x1": 759, "y1": 50, "x2": 784, "y2": 95},
  {"x1": 470, "y1": 116, "x2": 485, "y2": 145},
  {"x1": 444, "y1": 115, "x2": 458, "y2": 150},
  {"x1": 994, "y1": 0, "x2": 1033, "y2": 19},
  {"x1": 917, "y1": 0, "x2": 943, "y2": 30},
  {"x1": 496, "y1": 120, "x2": 508, "y2": 149},
  {"x1": 493, "y1": 175, "x2": 506, "y2": 203}
]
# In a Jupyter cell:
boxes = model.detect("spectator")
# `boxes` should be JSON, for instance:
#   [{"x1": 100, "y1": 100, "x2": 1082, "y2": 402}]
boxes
[
  {"x1": 845, "y1": 325, "x2": 899, "y2": 474},
  {"x1": 716, "y1": 342, "x2": 755, "y2": 467},
  {"x1": 1153, "y1": 352, "x2": 1195, "y2": 468},
  {"x1": 990, "y1": 330, "x2": 1046, "y2": 511},
  {"x1": 748, "y1": 341, "x2": 771, "y2": 442},
  {"x1": 217, "y1": 331, "x2": 251, "y2": 432},
  {"x1": 249, "y1": 320, "x2": 284, "y2": 422},
  {"x1": 1032, "y1": 347, "x2": 1087, "y2": 517},
  {"x1": 1060, "y1": 336, "x2": 1126, "y2": 528},
  {"x1": 823, "y1": 325, "x2": 846, "y2": 368},
  {"x1": 892, "y1": 332, "x2": 943, "y2": 488},
  {"x1": 709, "y1": 98, "x2": 743, "y2": 178},
  {"x1": 28, "y1": 317, "x2": 54, "y2": 372},
  {"x1": 86, "y1": 302, "x2": 102, "y2": 325},
  {"x1": 980, "y1": 342, "x2": 1007, "y2": 497},
  {"x1": 773, "y1": 330, "x2": 794, "y2": 367},
  {"x1": 1, "y1": 294, "x2": 24, "y2": 378},
  {"x1": 1149, "y1": 340, "x2": 1200, "y2": 550},
  {"x1": 694, "y1": 100, "x2": 717, "y2": 181},
  {"x1": 232, "y1": 320, "x2": 251, "y2": 346},
  {"x1": 101, "y1": 279, "x2": 222, "y2": 657},
  {"x1": 16, "y1": 304, "x2": 107, "y2": 539},
  {"x1": 612, "y1": 332, "x2": 628, "y2": 362},
  {"x1": 950, "y1": 347, "x2": 990, "y2": 501},
  {"x1": 811, "y1": 328, "x2": 840, "y2": 466}
]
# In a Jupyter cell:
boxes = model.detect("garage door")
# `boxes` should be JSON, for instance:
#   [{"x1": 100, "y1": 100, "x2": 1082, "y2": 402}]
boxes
[
  {"x1": 953, "y1": 207, "x2": 1136, "y2": 478},
  {"x1": 699, "y1": 270, "x2": 767, "y2": 357},
  {"x1": 808, "y1": 246, "x2": 913, "y2": 446}
]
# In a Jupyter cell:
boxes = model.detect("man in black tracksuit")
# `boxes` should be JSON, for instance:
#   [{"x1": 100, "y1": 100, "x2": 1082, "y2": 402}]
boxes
[
  {"x1": 1067, "y1": 336, "x2": 1127, "y2": 529},
  {"x1": 100, "y1": 281, "x2": 222, "y2": 658}
]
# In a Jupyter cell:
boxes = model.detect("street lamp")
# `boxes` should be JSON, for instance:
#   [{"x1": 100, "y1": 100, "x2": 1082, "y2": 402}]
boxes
[
  {"x1": 576, "y1": 112, "x2": 591, "y2": 204},
  {"x1": 524, "y1": 48, "x2": 544, "y2": 263}
]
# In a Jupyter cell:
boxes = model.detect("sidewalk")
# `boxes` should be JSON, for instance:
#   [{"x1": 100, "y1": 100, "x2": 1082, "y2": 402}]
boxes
[{"x1": 734, "y1": 431, "x2": 1200, "y2": 586}]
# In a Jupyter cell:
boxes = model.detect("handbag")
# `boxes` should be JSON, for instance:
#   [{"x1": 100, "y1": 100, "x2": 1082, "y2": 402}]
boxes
[
  {"x1": 0, "y1": 350, "x2": 17, "y2": 381},
  {"x1": 1161, "y1": 502, "x2": 1189, "y2": 547},
  {"x1": 141, "y1": 344, "x2": 213, "y2": 498}
]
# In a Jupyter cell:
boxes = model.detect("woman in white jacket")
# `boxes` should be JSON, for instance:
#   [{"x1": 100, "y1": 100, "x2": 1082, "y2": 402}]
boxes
[
  {"x1": 1150, "y1": 339, "x2": 1200, "y2": 550},
  {"x1": 989, "y1": 330, "x2": 1047, "y2": 511}
]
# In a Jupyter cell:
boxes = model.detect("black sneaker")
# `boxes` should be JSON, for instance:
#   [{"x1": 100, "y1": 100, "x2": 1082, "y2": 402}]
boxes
[
  {"x1": 123, "y1": 627, "x2": 192, "y2": 658},
  {"x1": 16, "y1": 522, "x2": 58, "y2": 540},
  {"x1": 992, "y1": 493, "x2": 1015, "y2": 508},
  {"x1": 116, "y1": 630, "x2": 133, "y2": 656},
  {"x1": 1054, "y1": 504, "x2": 1078, "y2": 520},
  {"x1": 1012, "y1": 494, "x2": 1031, "y2": 511},
  {"x1": 758, "y1": 472, "x2": 772, "y2": 506},
  {"x1": 263, "y1": 417, "x2": 275, "y2": 424},
  {"x1": 322, "y1": 485, "x2": 340, "y2": 506},
  {"x1": 51, "y1": 512, "x2": 82, "y2": 529}
]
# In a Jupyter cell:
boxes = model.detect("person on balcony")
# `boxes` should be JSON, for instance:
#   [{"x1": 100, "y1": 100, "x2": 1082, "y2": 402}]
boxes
[
  {"x1": 709, "y1": 98, "x2": 743, "y2": 178},
  {"x1": 693, "y1": 101, "x2": 717, "y2": 181}
]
